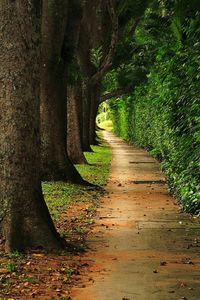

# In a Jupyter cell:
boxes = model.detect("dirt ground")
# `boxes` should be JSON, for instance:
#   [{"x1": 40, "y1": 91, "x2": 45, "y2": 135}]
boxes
[{"x1": 71, "y1": 131, "x2": 200, "y2": 300}]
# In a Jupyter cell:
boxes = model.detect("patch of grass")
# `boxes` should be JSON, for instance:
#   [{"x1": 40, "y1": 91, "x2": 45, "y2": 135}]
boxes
[
  {"x1": 22, "y1": 277, "x2": 40, "y2": 284},
  {"x1": 74, "y1": 226, "x2": 88, "y2": 235},
  {"x1": 6, "y1": 262, "x2": 18, "y2": 273},
  {"x1": 0, "y1": 257, "x2": 24, "y2": 274},
  {"x1": 85, "y1": 219, "x2": 95, "y2": 225},
  {"x1": 43, "y1": 135, "x2": 112, "y2": 219},
  {"x1": 9, "y1": 250, "x2": 22, "y2": 258},
  {"x1": 43, "y1": 181, "x2": 84, "y2": 219},
  {"x1": 64, "y1": 267, "x2": 76, "y2": 277},
  {"x1": 76, "y1": 139, "x2": 112, "y2": 186},
  {"x1": 0, "y1": 277, "x2": 11, "y2": 293},
  {"x1": 85, "y1": 205, "x2": 96, "y2": 213}
]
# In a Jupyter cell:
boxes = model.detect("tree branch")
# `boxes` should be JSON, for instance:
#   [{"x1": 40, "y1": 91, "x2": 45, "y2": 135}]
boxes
[
  {"x1": 99, "y1": 88, "x2": 129, "y2": 103},
  {"x1": 91, "y1": 0, "x2": 118, "y2": 84},
  {"x1": 128, "y1": 17, "x2": 142, "y2": 37}
]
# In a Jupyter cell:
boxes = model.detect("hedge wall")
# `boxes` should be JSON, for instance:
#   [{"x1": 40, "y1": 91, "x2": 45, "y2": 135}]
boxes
[{"x1": 110, "y1": 41, "x2": 200, "y2": 213}]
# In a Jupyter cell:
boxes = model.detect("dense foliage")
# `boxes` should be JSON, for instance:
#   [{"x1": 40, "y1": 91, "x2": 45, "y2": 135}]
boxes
[{"x1": 109, "y1": 2, "x2": 200, "y2": 213}]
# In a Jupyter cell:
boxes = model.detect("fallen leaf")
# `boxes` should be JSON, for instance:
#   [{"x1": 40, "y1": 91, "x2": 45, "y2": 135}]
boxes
[
  {"x1": 0, "y1": 268, "x2": 9, "y2": 274},
  {"x1": 81, "y1": 284, "x2": 86, "y2": 288},
  {"x1": 180, "y1": 282, "x2": 187, "y2": 287},
  {"x1": 32, "y1": 253, "x2": 45, "y2": 257},
  {"x1": 187, "y1": 260, "x2": 194, "y2": 265},
  {"x1": 24, "y1": 282, "x2": 29, "y2": 287},
  {"x1": 153, "y1": 269, "x2": 158, "y2": 273}
]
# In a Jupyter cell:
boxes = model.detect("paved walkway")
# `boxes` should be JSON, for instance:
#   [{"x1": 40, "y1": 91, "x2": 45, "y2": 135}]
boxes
[{"x1": 72, "y1": 131, "x2": 200, "y2": 300}]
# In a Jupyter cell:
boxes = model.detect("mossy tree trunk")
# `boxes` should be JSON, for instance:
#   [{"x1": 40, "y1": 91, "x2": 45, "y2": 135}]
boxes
[{"x1": 0, "y1": 0, "x2": 62, "y2": 252}]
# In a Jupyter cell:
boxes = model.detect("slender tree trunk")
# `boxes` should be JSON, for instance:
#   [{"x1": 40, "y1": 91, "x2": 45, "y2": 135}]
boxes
[
  {"x1": 67, "y1": 85, "x2": 87, "y2": 164},
  {"x1": 0, "y1": 0, "x2": 62, "y2": 252},
  {"x1": 81, "y1": 81, "x2": 94, "y2": 152},
  {"x1": 40, "y1": 0, "x2": 85, "y2": 183},
  {"x1": 89, "y1": 83, "x2": 101, "y2": 145},
  {"x1": 89, "y1": 104, "x2": 99, "y2": 145}
]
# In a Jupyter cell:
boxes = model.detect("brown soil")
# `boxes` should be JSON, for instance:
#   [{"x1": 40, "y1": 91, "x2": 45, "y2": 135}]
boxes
[
  {"x1": 71, "y1": 131, "x2": 200, "y2": 300},
  {"x1": 0, "y1": 201, "x2": 97, "y2": 299}
]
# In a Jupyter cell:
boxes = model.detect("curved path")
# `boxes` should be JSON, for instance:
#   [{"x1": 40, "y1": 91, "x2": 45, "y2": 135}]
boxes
[{"x1": 72, "y1": 131, "x2": 200, "y2": 300}]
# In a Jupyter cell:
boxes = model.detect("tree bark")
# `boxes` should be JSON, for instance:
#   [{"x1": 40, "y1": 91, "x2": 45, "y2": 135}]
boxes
[
  {"x1": 89, "y1": 84, "x2": 101, "y2": 145},
  {"x1": 67, "y1": 85, "x2": 87, "y2": 164},
  {"x1": 81, "y1": 81, "x2": 94, "y2": 152},
  {"x1": 40, "y1": 0, "x2": 85, "y2": 183},
  {"x1": 0, "y1": 0, "x2": 62, "y2": 252},
  {"x1": 100, "y1": 88, "x2": 129, "y2": 103},
  {"x1": 66, "y1": 1, "x2": 88, "y2": 163}
]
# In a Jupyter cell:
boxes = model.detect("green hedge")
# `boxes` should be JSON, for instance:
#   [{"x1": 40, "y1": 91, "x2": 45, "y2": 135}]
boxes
[{"x1": 110, "y1": 42, "x2": 200, "y2": 214}]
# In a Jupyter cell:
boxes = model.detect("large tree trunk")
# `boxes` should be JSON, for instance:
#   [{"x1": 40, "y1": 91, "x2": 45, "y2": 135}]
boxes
[
  {"x1": 0, "y1": 0, "x2": 62, "y2": 252},
  {"x1": 67, "y1": 85, "x2": 87, "y2": 164},
  {"x1": 40, "y1": 0, "x2": 85, "y2": 183}
]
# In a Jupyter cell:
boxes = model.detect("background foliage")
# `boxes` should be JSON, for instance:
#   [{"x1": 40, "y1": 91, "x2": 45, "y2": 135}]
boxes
[{"x1": 109, "y1": 1, "x2": 200, "y2": 213}]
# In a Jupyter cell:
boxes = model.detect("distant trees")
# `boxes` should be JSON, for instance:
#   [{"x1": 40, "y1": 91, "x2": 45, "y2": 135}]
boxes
[
  {"x1": 68, "y1": 0, "x2": 148, "y2": 159},
  {"x1": 69, "y1": 0, "x2": 119, "y2": 156}
]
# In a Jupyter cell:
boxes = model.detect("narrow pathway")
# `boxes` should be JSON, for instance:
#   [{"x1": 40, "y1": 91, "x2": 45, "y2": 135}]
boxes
[{"x1": 72, "y1": 132, "x2": 200, "y2": 300}]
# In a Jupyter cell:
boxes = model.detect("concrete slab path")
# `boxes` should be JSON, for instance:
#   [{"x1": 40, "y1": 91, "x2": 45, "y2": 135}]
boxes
[{"x1": 72, "y1": 131, "x2": 200, "y2": 300}]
